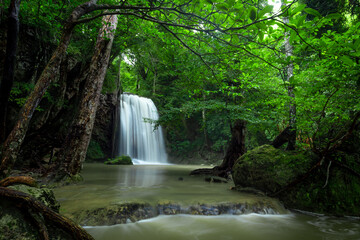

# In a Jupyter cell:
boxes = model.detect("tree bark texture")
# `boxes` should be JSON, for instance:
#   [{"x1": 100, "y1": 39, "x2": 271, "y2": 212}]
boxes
[
  {"x1": 0, "y1": 187, "x2": 94, "y2": 240},
  {"x1": 0, "y1": 1, "x2": 99, "y2": 178},
  {"x1": 58, "y1": 14, "x2": 118, "y2": 177},
  {"x1": 0, "y1": 0, "x2": 21, "y2": 143}
]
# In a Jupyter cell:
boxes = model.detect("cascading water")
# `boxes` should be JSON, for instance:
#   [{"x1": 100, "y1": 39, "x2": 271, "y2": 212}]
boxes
[{"x1": 118, "y1": 93, "x2": 167, "y2": 164}]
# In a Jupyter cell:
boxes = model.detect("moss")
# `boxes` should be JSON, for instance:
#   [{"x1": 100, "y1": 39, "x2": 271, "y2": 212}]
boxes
[
  {"x1": 105, "y1": 155, "x2": 133, "y2": 165},
  {"x1": 9, "y1": 185, "x2": 60, "y2": 212},
  {"x1": 232, "y1": 145, "x2": 313, "y2": 194},
  {"x1": 86, "y1": 139, "x2": 105, "y2": 162}
]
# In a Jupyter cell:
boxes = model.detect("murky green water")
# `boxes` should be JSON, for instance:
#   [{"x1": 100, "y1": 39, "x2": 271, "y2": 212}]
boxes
[{"x1": 54, "y1": 163, "x2": 360, "y2": 240}]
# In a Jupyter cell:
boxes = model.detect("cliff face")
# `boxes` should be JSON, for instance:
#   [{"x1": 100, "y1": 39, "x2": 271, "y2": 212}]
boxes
[{"x1": 87, "y1": 93, "x2": 118, "y2": 162}]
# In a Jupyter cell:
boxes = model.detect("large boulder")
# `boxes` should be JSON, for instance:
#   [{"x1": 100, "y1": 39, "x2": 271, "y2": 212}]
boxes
[
  {"x1": 232, "y1": 144, "x2": 312, "y2": 195},
  {"x1": 232, "y1": 145, "x2": 360, "y2": 216}
]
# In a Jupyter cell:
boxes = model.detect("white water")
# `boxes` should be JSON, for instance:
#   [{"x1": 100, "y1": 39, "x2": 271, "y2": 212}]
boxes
[{"x1": 118, "y1": 94, "x2": 167, "y2": 164}]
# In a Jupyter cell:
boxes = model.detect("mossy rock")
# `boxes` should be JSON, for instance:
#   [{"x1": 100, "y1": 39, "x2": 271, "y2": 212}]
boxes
[
  {"x1": 9, "y1": 185, "x2": 60, "y2": 212},
  {"x1": 232, "y1": 144, "x2": 313, "y2": 194},
  {"x1": 232, "y1": 144, "x2": 360, "y2": 216},
  {"x1": 104, "y1": 155, "x2": 133, "y2": 165}
]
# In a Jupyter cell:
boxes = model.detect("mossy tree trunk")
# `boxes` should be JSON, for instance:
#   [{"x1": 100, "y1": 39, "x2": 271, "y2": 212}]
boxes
[{"x1": 55, "y1": 14, "x2": 118, "y2": 178}]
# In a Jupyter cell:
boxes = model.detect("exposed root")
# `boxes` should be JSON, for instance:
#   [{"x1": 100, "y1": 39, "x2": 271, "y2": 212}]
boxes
[
  {"x1": 0, "y1": 176, "x2": 37, "y2": 187},
  {"x1": 0, "y1": 186, "x2": 94, "y2": 240}
]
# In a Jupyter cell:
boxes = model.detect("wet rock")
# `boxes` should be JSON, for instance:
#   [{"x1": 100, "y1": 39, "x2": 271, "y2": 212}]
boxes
[{"x1": 72, "y1": 203, "x2": 155, "y2": 226}]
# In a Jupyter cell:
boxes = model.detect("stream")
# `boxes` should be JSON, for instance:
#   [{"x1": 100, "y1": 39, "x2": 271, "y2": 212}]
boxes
[{"x1": 54, "y1": 163, "x2": 360, "y2": 240}]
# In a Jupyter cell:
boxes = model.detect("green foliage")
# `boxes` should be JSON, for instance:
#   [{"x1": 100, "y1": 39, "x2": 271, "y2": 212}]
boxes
[
  {"x1": 86, "y1": 140, "x2": 105, "y2": 161},
  {"x1": 104, "y1": 155, "x2": 133, "y2": 165}
]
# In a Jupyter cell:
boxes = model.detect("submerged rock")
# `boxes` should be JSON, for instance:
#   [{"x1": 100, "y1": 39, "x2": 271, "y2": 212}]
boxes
[
  {"x1": 104, "y1": 155, "x2": 133, "y2": 165},
  {"x1": 70, "y1": 201, "x2": 287, "y2": 226}
]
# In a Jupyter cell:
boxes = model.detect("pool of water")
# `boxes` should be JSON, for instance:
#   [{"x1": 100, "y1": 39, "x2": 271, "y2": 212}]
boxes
[{"x1": 54, "y1": 163, "x2": 360, "y2": 240}]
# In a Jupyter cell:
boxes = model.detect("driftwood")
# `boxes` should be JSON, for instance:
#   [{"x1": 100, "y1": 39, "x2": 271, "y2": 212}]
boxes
[{"x1": 0, "y1": 186, "x2": 94, "y2": 240}]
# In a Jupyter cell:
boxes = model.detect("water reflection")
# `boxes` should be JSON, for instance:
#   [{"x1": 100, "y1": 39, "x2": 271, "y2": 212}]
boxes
[{"x1": 118, "y1": 165, "x2": 165, "y2": 188}]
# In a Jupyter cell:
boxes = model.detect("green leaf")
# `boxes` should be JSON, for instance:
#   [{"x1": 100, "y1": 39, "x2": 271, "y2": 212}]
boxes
[
  {"x1": 296, "y1": 15, "x2": 307, "y2": 27},
  {"x1": 341, "y1": 56, "x2": 354, "y2": 66},
  {"x1": 291, "y1": 4, "x2": 306, "y2": 15},
  {"x1": 249, "y1": 6, "x2": 257, "y2": 21},
  {"x1": 259, "y1": 5, "x2": 273, "y2": 18},
  {"x1": 205, "y1": 0, "x2": 214, "y2": 5},
  {"x1": 216, "y1": 3, "x2": 228, "y2": 11},
  {"x1": 353, "y1": 38, "x2": 360, "y2": 50},
  {"x1": 326, "y1": 13, "x2": 342, "y2": 20},
  {"x1": 258, "y1": 31, "x2": 264, "y2": 41},
  {"x1": 304, "y1": 8, "x2": 322, "y2": 18}
]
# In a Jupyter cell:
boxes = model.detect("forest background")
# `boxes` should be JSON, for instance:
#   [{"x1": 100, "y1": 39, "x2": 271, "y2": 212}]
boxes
[{"x1": 0, "y1": 0, "x2": 359, "y2": 184}]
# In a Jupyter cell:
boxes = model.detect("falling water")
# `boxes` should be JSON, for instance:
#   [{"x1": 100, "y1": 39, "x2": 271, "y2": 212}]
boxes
[{"x1": 118, "y1": 93, "x2": 167, "y2": 164}]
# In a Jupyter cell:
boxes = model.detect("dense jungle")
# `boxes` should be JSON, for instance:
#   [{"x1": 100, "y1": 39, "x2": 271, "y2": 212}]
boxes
[{"x1": 0, "y1": 0, "x2": 360, "y2": 239}]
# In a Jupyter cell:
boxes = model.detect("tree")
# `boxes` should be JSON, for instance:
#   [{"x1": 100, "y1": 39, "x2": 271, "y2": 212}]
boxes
[{"x1": 54, "y1": 14, "x2": 118, "y2": 179}]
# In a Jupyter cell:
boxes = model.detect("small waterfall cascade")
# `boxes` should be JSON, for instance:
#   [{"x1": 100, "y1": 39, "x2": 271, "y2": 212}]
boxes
[{"x1": 118, "y1": 93, "x2": 168, "y2": 164}]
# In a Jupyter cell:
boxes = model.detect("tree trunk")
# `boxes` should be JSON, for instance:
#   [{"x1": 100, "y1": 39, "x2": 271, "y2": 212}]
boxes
[
  {"x1": 57, "y1": 14, "x2": 118, "y2": 177},
  {"x1": 0, "y1": 0, "x2": 98, "y2": 178},
  {"x1": 283, "y1": 2, "x2": 297, "y2": 150},
  {"x1": 0, "y1": 0, "x2": 21, "y2": 143},
  {"x1": 218, "y1": 120, "x2": 246, "y2": 173},
  {"x1": 190, "y1": 120, "x2": 246, "y2": 178}
]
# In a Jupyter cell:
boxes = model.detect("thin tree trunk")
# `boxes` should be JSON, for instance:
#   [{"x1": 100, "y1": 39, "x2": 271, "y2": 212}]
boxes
[
  {"x1": 283, "y1": 2, "x2": 296, "y2": 150},
  {"x1": 0, "y1": 0, "x2": 21, "y2": 143},
  {"x1": 0, "y1": 0, "x2": 98, "y2": 178},
  {"x1": 57, "y1": 14, "x2": 118, "y2": 177}
]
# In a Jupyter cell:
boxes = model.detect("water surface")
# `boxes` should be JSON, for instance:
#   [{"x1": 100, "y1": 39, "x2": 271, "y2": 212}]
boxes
[{"x1": 54, "y1": 163, "x2": 360, "y2": 240}]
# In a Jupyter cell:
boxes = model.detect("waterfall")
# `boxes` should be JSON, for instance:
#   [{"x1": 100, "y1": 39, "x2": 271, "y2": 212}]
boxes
[{"x1": 118, "y1": 93, "x2": 168, "y2": 164}]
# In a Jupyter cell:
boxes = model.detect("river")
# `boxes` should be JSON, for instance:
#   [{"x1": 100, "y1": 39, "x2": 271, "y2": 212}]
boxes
[{"x1": 53, "y1": 163, "x2": 360, "y2": 240}]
